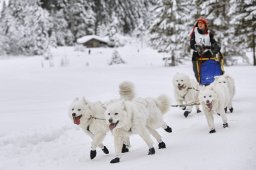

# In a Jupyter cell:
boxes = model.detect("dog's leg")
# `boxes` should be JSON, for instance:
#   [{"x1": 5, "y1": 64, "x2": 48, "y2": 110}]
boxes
[
  {"x1": 228, "y1": 98, "x2": 233, "y2": 113},
  {"x1": 137, "y1": 128, "x2": 155, "y2": 155},
  {"x1": 218, "y1": 109, "x2": 228, "y2": 128},
  {"x1": 147, "y1": 126, "x2": 165, "y2": 149},
  {"x1": 91, "y1": 133, "x2": 108, "y2": 150},
  {"x1": 110, "y1": 130, "x2": 123, "y2": 163},
  {"x1": 84, "y1": 131, "x2": 98, "y2": 159},
  {"x1": 184, "y1": 110, "x2": 191, "y2": 118},
  {"x1": 122, "y1": 136, "x2": 130, "y2": 153},
  {"x1": 196, "y1": 104, "x2": 201, "y2": 113},
  {"x1": 177, "y1": 98, "x2": 186, "y2": 110},
  {"x1": 161, "y1": 123, "x2": 172, "y2": 133},
  {"x1": 90, "y1": 133, "x2": 108, "y2": 159},
  {"x1": 86, "y1": 131, "x2": 107, "y2": 155},
  {"x1": 205, "y1": 112, "x2": 215, "y2": 133}
]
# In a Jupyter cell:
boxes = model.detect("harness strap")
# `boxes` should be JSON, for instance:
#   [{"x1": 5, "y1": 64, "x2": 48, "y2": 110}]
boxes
[
  {"x1": 182, "y1": 87, "x2": 199, "y2": 99},
  {"x1": 187, "y1": 87, "x2": 199, "y2": 91},
  {"x1": 89, "y1": 115, "x2": 105, "y2": 121},
  {"x1": 171, "y1": 102, "x2": 200, "y2": 107}
]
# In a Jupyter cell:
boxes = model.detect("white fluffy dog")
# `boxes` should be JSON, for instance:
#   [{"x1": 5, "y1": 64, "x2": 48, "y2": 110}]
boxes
[
  {"x1": 199, "y1": 83, "x2": 229, "y2": 133},
  {"x1": 68, "y1": 97, "x2": 109, "y2": 159},
  {"x1": 119, "y1": 81, "x2": 172, "y2": 149},
  {"x1": 213, "y1": 74, "x2": 235, "y2": 113},
  {"x1": 104, "y1": 95, "x2": 170, "y2": 163},
  {"x1": 172, "y1": 72, "x2": 201, "y2": 117}
]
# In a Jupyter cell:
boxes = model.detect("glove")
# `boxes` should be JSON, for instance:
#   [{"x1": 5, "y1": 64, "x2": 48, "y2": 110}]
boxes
[
  {"x1": 195, "y1": 44, "x2": 203, "y2": 55},
  {"x1": 211, "y1": 43, "x2": 221, "y2": 55}
]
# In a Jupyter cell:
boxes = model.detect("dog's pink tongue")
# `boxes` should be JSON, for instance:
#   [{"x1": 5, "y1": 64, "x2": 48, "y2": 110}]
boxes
[
  {"x1": 74, "y1": 117, "x2": 80, "y2": 125},
  {"x1": 109, "y1": 124, "x2": 115, "y2": 130},
  {"x1": 207, "y1": 103, "x2": 213, "y2": 111}
]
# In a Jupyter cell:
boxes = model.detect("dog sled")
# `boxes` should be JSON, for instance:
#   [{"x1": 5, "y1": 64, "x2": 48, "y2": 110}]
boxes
[{"x1": 195, "y1": 44, "x2": 224, "y2": 85}]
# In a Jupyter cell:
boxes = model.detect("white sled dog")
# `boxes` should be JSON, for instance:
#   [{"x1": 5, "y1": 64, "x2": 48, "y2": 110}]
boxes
[
  {"x1": 199, "y1": 83, "x2": 229, "y2": 133},
  {"x1": 68, "y1": 97, "x2": 109, "y2": 159},
  {"x1": 104, "y1": 81, "x2": 171, "y2": 163},
  {"x1": 119, "y1": 81, "x2": 172, "y2": 149},
  {"x1": 213, "y1": 74, "x2": 235, "y2": 113},
  {"x1": 172, "y1": 72, "x2": 201, "y2": 117}
]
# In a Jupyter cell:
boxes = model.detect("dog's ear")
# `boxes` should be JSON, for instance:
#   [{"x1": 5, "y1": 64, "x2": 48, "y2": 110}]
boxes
[
  {"x1": 101, "y1": 102, "x2": 107, "y2": 110},
  {"x1": 224, "y1": 74, "x2": 230, "y2": 80},
  {"x1": 214, "y1": 75, "x2": 221, "y2": 81},
  {"x1": 199, "y1": 85, "x2": 206, "y2": 91},
  {"x1": 82, "y1": 97, "x2": 88, "y2": 105},
  {"x1": 73, "y1": 97, "x2": 79, "y2": 103}
]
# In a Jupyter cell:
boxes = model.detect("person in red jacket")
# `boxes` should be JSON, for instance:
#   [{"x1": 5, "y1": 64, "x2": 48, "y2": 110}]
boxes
[{"x1": 190, "y1": 16, "x2": 221, "y2": 83}]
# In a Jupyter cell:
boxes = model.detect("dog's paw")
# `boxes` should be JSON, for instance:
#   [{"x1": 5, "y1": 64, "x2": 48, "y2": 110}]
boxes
[
  {"x1": 224, "y1": 107, "x2": 227, "y2": 113},
  {"x1": 121, "y1": 144, "x2": 129, "y2": 153},
  {"x1": 148, "y1": 147, "x2": 155, "y2": 155},
  {"x1": 164, "y1": 126, "x2": 172, "y2": 133},
  {"x1": 229, "y1": 107, "x2": 233, "y2": 113},
  {"x1": 110, "y1": 157, "x2": 120, "y2": 164},
  {"x1": 197, "y1": 109, "x2": 201, "y2": 113},
  {"x1": 223, "y1": 123, "x2": 229, "y2": 128},
  {"x1": 158, "y1": 142, "x2": 166, "y2": 149},
  {"x1": 90, "y1": 150, "x2": 96, "y2": 159},
  {"x1": 102, "y1": 146, "x2": 109, "y2": 154},
  {"x1": 209, "y1": 129, "x2": 216, "y2": 134},
  {"x1": 184, "y1": 111, "x2": 191, "y2": 118}
]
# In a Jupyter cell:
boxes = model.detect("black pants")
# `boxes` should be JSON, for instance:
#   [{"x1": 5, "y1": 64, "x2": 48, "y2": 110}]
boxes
[{"x1": 192, "y1": 60, "x2": 199, "y2": 83}]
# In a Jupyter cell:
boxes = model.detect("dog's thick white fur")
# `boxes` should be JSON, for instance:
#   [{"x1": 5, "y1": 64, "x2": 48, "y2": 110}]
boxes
[
  {"x1": 199, "y1": 83, "x2": 229, "y2": 133},
  {"x1": 119, "y1": 81, "x2": 172, "y2": 147},
  {"x1": 105, "y1": 95, "x2": 170, "y2": 163},
  {"x1": 172, "y1": 72, "x2": 201, "y2": 117},
  {"x1": 119, "y1": 81, "x2": 135, "y2": 100},
  {"x1": 68, "y1": 97, "x2": 109, "y2": 159},
  {"x1": 213, "y1": 74, "x2": 235, "y2": 113}
]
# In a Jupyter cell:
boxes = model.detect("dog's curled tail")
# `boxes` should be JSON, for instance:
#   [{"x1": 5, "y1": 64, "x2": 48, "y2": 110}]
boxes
[
  {"x1": 119, "y1": 81, "x2": 135, "y2": 100},
  {"x1": 156, "y1": 95, "x2": 170, "y2": 114}
]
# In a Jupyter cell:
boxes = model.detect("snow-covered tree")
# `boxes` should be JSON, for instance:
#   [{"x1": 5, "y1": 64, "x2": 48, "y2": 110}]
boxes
[
  {"x1": 108, "y1": 50, "x2": 126, "y2": 65},
  {"x1": 229, "y1": 0, "x2": 256, "y2": 65},
  {"x1": 149, "y1": 0, "x2": 193, "y2": 66},
  {"x1": 0, "y1": 0, "x2": 51, "y2": 55},
  {"x1": 64, "y1": 0, "x2": 95, "y2": 40}
]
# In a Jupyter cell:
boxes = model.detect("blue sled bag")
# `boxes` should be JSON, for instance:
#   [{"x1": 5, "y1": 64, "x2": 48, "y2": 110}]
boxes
[{"x1": 200, "y1": 59, "x2": 222, "y2": 85}]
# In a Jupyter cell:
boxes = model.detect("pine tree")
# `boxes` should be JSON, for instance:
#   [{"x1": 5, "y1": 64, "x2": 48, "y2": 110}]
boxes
[
  {"x1": 108, "y1": 50, "x2": 126, "y2": 65},
  {"x1": 229, "y1": 0, "x2": 256, "y2": 65},
  {"x1": 39, "y1": 0, "x2": 74, "y2": 46},
  {"x1": 149, "y1": 0, "x2": 192, "y2": 66},
  {"x1": 0, "y1": 0, "x2": 51, "y2": 55},
  {"x1": 64, "y1": 0, "x2": 95, "y2": 39}
]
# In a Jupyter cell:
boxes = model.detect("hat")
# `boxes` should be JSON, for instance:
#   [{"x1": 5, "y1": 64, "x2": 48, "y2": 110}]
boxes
[
  {"x1": 196, "y1": 16, "x2": 208, "y2": 26},
  {"x1": 189, "y1": 16, "x2": 208, "y2": 37}
]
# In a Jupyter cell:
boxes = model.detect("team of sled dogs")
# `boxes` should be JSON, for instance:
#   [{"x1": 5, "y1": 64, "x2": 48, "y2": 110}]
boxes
[{"x1": 68, "y1": 73, "x2": 235, "y2": 163}]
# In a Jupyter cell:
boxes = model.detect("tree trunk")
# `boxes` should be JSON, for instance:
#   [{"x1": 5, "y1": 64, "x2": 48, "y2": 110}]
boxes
[{"x1": 253, "y1": 29, "x2": 256, "y2": 66}]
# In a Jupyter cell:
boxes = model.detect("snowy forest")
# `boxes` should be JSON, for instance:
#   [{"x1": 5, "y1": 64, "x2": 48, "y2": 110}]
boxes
[{"x1": 0, "y1": 0, "x2": 255, "y2": 65}]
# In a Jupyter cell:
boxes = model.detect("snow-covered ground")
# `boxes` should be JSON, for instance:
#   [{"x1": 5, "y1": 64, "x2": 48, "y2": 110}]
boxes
[{"x1": 0, "y1": 41, "x2": 256, "y2": 170}]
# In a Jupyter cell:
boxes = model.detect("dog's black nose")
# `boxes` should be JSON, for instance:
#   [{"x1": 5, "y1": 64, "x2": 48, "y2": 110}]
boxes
[
  {"x1": 206, "y1": 100, "x2": 209, "y2": 104},
  {"x1": 72, "y1": 113, "x2": 76, "y2": 117},
  {"x1": 109, "y1": 118, "x2": 113, "y2": 123}
]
